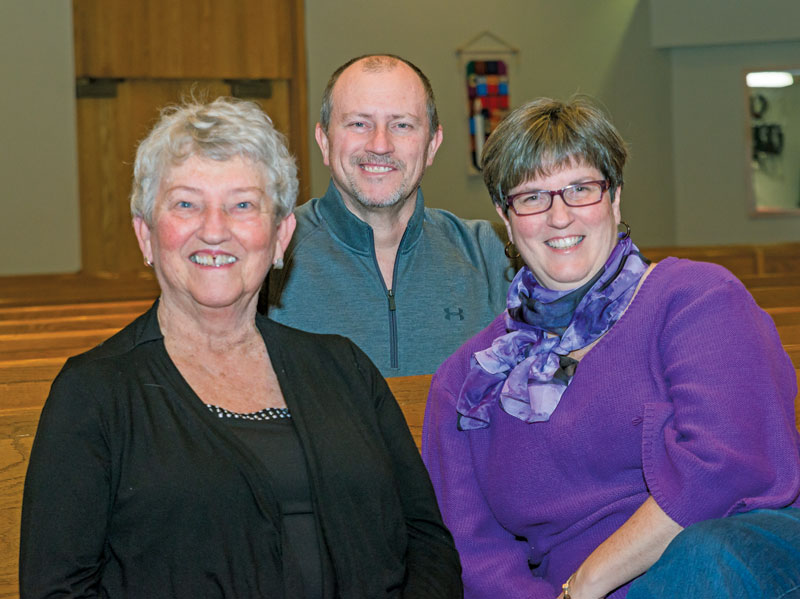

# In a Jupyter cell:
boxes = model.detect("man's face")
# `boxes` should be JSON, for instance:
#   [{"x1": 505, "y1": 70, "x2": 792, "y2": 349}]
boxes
[{"x1": 315, "y1": 61, "x2": 443, "y2": 214}]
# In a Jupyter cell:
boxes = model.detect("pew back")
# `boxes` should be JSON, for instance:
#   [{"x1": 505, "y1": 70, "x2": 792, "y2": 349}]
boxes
[{"x1": 640, "y1": 241, "x2": 800, "y2": 278}]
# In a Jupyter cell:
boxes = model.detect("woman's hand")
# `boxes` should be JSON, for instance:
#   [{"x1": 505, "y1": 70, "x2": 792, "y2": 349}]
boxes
[
  {"x1": 559, "y1": 496, "x2": 683, "y2": 599},
  {"x1": 557, "y1": 569, "x2": 601, "y2": 599}
]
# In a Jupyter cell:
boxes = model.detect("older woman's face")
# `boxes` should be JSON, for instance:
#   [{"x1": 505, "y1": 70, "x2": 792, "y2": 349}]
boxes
[
  {"x1": 133, "y1": 154, "x2": 295, "y2": 313},
  {"x1": 496, "y1": 160, "x2": 620, "y2": 291}
]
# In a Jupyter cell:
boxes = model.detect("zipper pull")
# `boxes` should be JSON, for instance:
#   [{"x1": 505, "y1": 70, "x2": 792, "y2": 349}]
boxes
[{"x1": 387, "y1": 289, "x2": 396, "y2": 311}]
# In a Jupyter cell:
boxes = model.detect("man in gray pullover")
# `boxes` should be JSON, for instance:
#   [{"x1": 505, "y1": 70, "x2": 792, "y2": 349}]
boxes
[{"x1": 264, "y1": 54, "x2": 515, "y2": 376}]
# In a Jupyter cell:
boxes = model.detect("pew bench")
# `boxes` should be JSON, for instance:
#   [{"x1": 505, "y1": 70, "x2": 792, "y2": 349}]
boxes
[
  {"x1": 768, "y1": 307, "x2": 800, "y2": 327},
  {"x1": 0, "y1": 273, "x2": 159, "y2": 309},
  {"x1": 0, "y1": 329, "x2": 122, "y2": 362},
  {"x1": 0, "y1": 366, "x2": 798, "y2": 597},
  {"x1": 0, "y1": 313, "x2": 141, "y2": 335},
  {"x1": 740, "y1": 273, "x2": 800, "y2": 290},
  {"x1": 0, "y1": 375, "x2": 435, "y2": 597},
  {"x1": 0, "y1": 406, "x2": 37, "y2": 596},
  {"x1": 640, "y1": 241, "x2": 800, "y2": 278},
  {"x1": 387, "y1": 374, "x2": 433, "y2": 449},
  {"x1": 0, "y1": 245, "x2": 795, "y2": 596},
  {"x1": 0, "y1": 299, "x2": 152, "y2": 321},
  {"x1": 0, "y1": 359, "x2": 63, "y2": 411},
  {"x1": 749, "y1": 286, "x2": 800, "y2": 310}
]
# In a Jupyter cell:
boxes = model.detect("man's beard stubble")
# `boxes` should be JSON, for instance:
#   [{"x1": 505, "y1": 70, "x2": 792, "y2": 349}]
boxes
[{"x1": 344, "y1": 152, "x2": 423, "y2": 210}]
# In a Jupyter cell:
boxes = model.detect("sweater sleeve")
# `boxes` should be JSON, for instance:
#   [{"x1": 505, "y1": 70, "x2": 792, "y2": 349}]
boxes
[
  {"x1": 349, "y1": 343, "x2": 464, "y2": 598},
  {"x1": 641, "y1": 264, "x2": 800, "y2": 528},
  {"x1": 476, "y1": 219, "x2": 519, "y2": 314},
  {"x1": 422, "y1": 353, "x2": 557, "y2": 599},
  {"x1": 20, "y1": 365, "x2": 111, "y2": 598}
]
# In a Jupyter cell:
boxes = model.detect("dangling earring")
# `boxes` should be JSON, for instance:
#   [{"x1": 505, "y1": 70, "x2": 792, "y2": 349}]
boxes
[
  {"x1": 504, "y1": 241, "x2": 520, "y2": 259},
  {"x1": 618, "y1": 221, "x2": 631, "y2": 239},
  {"x1": 272, "y1": 257, "x2": 284, "y2": 270}
]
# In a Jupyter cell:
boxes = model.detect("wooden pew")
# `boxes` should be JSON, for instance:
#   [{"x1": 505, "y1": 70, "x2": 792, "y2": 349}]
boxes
[
  {"x1": 0, "y1": 365, "x2": 797, "y2": 597},
  {"x1": 0, "y1": 329, "x2": 122, "y2": 362},
  {"x1": 640, "y1": 241, "x2": 800, "y2": 278},
  {"x1": 0, "y1": 278, "x2": 793, "y2": 358},
  {"x1": 0, "y1": 272, "x2": 159, "y2": 309},
  {"x1": 778, "y1": 325, "x2": 800, "y2": 346},
  {"x1": 740, "y1": 273, "x2": 800, "y2": 290},
  {"x1": 768, "y1": 309, "x2": 800, "y2": 327},
  {"x1": 0, "y1": 302, "x2": 147, "y2": 363},
  {"x1": 0, "y1": 241, "x2": 794, "y2": 309},
  {"x1": 0, "y1": 407, "x2": 39, "y2": 596},
  {"x1": 761, "y1": 243, "x2": 800, "y2": 275},
  {"x1": 0, "y1": 310, "x2": 798, "y2": 430},
  {"x1": 0, "y1": 299, "x2": 152, "y2": 321},
  {"x1": 0, "y1": 242, "x2": 795, "y2": 597},
  {"x1": 0, "y1": 374, "x2": 434, "y2": 597},
  {"x1": 387, "y1": 374, "x2": 433, "y2": 450},
  {"x1": 0, "y1": 313, "x2": 141, "y2": 335},
  {"x1": 749, "y1": 286, "x2": 800, "y2": 310},
  {"x1": 642, "y1": 244, "x2": 762, "y2": 278},
  {"x1": 0, "y1": 359, "x2": 63, "y2": 411}
]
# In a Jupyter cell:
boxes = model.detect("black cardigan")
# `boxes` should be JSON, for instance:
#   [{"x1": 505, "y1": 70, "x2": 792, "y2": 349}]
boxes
[{"x1": 20, "y1": 304, "x2": 462, "y2": 598}]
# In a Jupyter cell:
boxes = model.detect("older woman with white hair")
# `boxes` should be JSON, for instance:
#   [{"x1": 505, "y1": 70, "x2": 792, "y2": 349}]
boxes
[{"x1": 20, "y1": 97, "x2": 461, "y2": 598}]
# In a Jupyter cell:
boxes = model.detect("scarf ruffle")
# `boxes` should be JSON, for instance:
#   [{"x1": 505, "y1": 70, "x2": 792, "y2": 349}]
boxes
[{"x1": 456, "y1": 235, "x2": 648, "y2": 430}]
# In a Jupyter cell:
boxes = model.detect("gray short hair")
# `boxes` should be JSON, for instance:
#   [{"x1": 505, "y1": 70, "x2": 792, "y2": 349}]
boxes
[
  {"x1": 481, "y1": 96, "x2": 628, "y2": 210},
  {"x1": 319, "y1": 54, "x2": 439, "y2": 139},
  {"x1": 131, "y1": 97, "x2": 298, "y2": 224}
]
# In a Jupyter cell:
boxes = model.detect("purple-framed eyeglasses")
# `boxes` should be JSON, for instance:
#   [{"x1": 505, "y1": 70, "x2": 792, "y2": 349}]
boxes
[{"x1": 504, "y1": 180, "x2": 610, "y2": 216}]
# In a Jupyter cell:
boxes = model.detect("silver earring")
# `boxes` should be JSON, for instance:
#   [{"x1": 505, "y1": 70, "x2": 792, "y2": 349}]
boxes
[
  {"x1": 618, "y1": 221, "x2": 631, "y2": 239},
  {"x1": 272, "y1": 257, "x2": 284, "y2": 270},
  {"x1": 144, "y1": 258, "x2": 153, "y2": 268}
]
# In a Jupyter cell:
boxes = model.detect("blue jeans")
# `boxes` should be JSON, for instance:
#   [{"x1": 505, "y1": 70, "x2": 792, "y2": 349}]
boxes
[{"x1": 627, "y1": 507, "x2": 800, "y2": 598}]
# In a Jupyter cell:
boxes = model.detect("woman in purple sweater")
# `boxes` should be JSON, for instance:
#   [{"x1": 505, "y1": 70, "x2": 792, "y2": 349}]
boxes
[{"x1": 422, "y1": 97, "x2": 800, "y2": 599}]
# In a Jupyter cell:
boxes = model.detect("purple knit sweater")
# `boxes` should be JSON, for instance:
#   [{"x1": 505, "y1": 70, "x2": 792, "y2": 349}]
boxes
[{"x1": 422, "y1": 258, "x2": 800, "y2": 599}]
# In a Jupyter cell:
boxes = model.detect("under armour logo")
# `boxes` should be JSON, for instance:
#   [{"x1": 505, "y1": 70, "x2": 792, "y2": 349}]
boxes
[{"x1": 444, "y1": 307, "x2": 464, "y2": 321}]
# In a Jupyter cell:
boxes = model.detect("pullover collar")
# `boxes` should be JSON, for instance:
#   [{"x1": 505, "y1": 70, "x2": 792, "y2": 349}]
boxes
[{"x1": 315, "y1": 180, "x2": 425, "y2": 256}]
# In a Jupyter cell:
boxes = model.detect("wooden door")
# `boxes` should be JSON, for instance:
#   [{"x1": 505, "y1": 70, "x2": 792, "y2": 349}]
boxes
[
  {"x1": 76, "y1": 79, "x2": 293, "y2": 273},
  {"x1": 72, "y1": 0, "x2": 307, "y2": 274}
]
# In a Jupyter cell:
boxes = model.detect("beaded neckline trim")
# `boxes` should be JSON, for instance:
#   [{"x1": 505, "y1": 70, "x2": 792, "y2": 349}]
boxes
[{"x1": 205, "y1": 404, "x2": 291, "y2": 421}]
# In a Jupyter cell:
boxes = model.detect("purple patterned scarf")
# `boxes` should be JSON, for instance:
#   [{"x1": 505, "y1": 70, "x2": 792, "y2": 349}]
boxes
[{"x1": 456, "y1": 235, "x2": 649, "y2": 430}]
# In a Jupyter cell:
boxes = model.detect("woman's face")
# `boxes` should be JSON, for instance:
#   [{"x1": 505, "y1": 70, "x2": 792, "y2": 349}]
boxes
[
  {"x1": 496, "y1": 160, "x2": 621, "y2": 291},
  {"x1": 133, "y1": 154, "x2": 295, "y2": 314}
]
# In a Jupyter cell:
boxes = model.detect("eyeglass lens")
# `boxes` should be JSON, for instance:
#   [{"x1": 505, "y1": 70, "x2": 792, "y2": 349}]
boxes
[{"x1": 511, "y1": 181, "x2": 605, "y2": 215}]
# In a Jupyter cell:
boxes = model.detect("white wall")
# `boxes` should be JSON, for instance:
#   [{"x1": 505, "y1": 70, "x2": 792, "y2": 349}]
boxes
[
  {"x1": 305, "y1": 0, "x2": 676, "y2": 244},
  {"x1": 670, "y1": 41, "x2": 800, "y2": 245},
  {"x1": 0, "y1": 0, "x2": 80, "y2": 275},
  {"x1": 4, "y1": 0, "x2": 798, "y2": 276},
  {"x1": 650, "y1": 0, "x2": 800, "y2": 244},
  {"x1": 651, "y1": 0, "x2": 800, "y2": 47}
]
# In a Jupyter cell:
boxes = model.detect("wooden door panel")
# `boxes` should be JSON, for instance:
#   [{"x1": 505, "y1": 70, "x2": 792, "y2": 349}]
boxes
[
  {"x1": 77, "y1": 79, "x2": 292, "y2": 274},
  {"x1": 73, "y1": 0, "x2": 293, "y2": 79}
]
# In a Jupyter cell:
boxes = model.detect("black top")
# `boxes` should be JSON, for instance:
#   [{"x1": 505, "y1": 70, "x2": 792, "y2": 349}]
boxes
[
  {"x1": 20, "y1": 302, "x2": 462, "y2": 598},
  {"x1": 214, "y1": 405, "x2": 334, "y2": 598}
]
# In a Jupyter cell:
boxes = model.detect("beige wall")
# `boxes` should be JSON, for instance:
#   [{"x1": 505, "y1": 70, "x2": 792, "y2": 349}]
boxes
[
  {"x1": 3, "y1": 0, "x2": 798, "y2": 276},
  {"x1": 0, "y1": 0, "x2": 80, "y2": 275},
  {"x1": 670, "y1": 40, "x2": 800, "y2": 244},
  {"x1": 651, "y1": 0, "x2": 800, "y2": 47},
  {"x1": 651, "y1": 0, "x2": 800, "y2": 244},
  {"x1": 305, "y1": 0, "x2": 676, "y2": 244}
]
